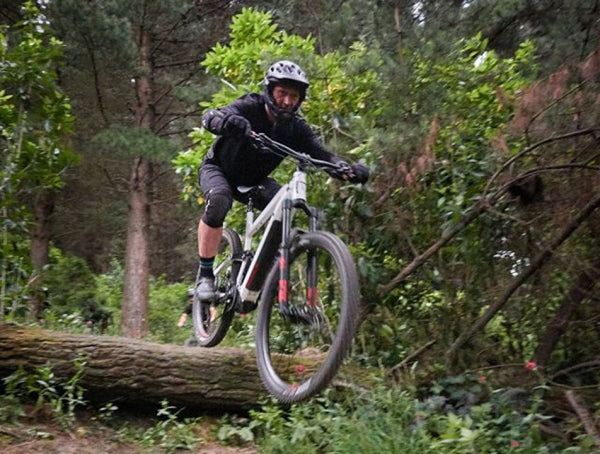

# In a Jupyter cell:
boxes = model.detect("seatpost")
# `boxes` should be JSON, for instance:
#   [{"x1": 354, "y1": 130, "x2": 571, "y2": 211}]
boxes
[{"x1": 244, "y1": 197, "x2": 254, "y2": 251}]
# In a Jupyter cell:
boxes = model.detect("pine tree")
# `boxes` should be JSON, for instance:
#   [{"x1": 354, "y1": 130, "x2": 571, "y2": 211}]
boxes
[{"x1": 48, "y1": 0, "x2": 235, "y2": 337}]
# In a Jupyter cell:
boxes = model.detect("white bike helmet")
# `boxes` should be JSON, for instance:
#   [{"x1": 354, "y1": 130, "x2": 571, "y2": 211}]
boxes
[{"x1": 263, "y1": 60, "x2": 309, "y2": 120}]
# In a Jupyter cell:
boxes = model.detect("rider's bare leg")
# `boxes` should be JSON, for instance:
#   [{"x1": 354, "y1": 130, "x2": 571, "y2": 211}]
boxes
[
  {"x1": 198, "y1": 219, "x2": 222, "y2": 258},
  {"x1": 196, "y1": 220, "x2": 222, "y2": 301}
]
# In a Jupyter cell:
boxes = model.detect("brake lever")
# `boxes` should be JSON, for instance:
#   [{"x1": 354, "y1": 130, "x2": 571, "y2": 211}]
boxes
[
  {"x1": 330, "y1": 161, "x2": 353, "y2": 179},
  {"x1": 249, "y1": 131, "x2": 272, "y2": 154}
]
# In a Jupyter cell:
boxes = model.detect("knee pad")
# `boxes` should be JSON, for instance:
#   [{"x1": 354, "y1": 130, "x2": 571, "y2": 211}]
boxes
[{"x1": 202, "y1": 188, "x2": 233, "y2": 228}]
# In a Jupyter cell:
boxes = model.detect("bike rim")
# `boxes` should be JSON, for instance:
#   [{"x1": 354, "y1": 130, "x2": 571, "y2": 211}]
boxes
[{"x1": 258, "y1": 239, "x2": 354, "y2": 401}]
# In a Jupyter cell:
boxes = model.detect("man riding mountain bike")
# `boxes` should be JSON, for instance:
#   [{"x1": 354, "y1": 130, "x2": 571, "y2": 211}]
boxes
[{"x1": 196, "y1": 60, "x2": 369, "y2": 301}]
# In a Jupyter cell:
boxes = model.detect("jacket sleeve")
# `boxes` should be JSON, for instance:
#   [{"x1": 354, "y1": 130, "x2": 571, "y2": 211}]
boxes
[{"x1": 201, "y1": 95, "x2": 252, "y2": 135}]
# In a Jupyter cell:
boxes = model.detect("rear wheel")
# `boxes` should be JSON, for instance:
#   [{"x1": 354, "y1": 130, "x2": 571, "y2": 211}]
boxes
[
  {"x1": 193, "y1": 228, "x2": 241, "y2": 347},
  {"x1": 255, "y1": 231, "x2": 360, "y2": 403}
]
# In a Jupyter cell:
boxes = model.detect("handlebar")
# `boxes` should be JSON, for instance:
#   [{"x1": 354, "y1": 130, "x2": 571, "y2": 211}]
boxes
[{"x1": 249, "y1": 131, "x2": 354, "y2": 178}]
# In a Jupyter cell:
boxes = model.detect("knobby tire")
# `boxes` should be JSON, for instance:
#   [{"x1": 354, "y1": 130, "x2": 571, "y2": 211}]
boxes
[
  {"x1": 193, "y1": 228, "x2": 241, "y2": 347},
  {"x1": 255, "y1": 231, "x2": 360, "y2": 403}
]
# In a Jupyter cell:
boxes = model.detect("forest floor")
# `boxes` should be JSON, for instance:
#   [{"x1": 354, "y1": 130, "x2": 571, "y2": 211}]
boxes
[{"x1": 0, "y1": 407, "x2": 256, "y2": 454}]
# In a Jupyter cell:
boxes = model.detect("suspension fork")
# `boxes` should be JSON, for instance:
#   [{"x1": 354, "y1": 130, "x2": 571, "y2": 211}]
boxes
[
  {"x1": 305, "y1": 205, "x2": 318, "y2": 307},
  {"x1": 278, "y1": 199, "x2": 319, "y2": 309}
]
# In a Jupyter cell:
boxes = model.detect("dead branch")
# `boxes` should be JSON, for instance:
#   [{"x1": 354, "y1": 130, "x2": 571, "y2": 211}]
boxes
[
  {"x1": 484, "y1": 128, "x2": 598, "y2": 196},
  {"x1": 377, "y1": 200, "x2": 490, "y2": 295},
  {"x1": 534, "y1": 259, "x2": 600, "y2": 366},
  {"x1": 390, "y1": 339, "x2": 437, "y2": 376},
  {"x1": 565, "y1": 390, "x2": 600, "y2": 448},
  {"x1": 550, "y1": 359, "x2": 600, "y2": 381}
]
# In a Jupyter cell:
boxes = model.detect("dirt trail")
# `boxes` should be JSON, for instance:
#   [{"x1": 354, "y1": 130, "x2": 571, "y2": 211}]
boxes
[{"x1": 0, "y1": 418, "x2": 256, "y2": 454}]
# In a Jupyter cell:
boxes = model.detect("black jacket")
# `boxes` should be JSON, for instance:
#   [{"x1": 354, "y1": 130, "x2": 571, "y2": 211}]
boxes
[{"x1": 201, "y1": 93, "x2": 336, "y2": 186}]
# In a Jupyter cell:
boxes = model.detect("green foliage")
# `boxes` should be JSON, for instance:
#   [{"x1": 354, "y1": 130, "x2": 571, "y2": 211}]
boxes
[
  {"x1": 0, "y1": 0, "x2": 77, "y2": 190},
  {"x1": 0, "y1": 1, "x2": 78, "y2": 321},
  {"x1": 147, "y1": 278, "x2": 195, "y2": 345},
  {"x1": 217, "y1": 413, "x2": 257, "y2": 445},
  {"x1": 216, "y1": 378, "x2": 581, "y2": 453},
  {"x1": 3, "y1": 358, "x2": 87, "y2": 430},
  {"x1": 40, "y1": 248, "x2": 114, "y2": 333},
  {"x1": 40, "y1": 253, "x2": 197, "y2": 342},
  {"x1": 43, "y1": 249, "x2": 95, "y2": 312},
  {"x1": 93, "y1": 259, "x2": 125, "y2": 322},
  {"x1": 116, "y1": 400, "x2": 203, "y2": 453},
  {"x1": 173, "y1": 7, "x2": 381, "y2": 212},
  {"x1": 410, "y1": 35, "x2": 536, "y2": 226},
  {"x1": 0, "y1": 238, "x2": 31, "y2": 320},
  {"x1": 0, "y1": 394, "x2": 26, "y2": 423},
  {"x1": 95, "y1": 402, "x2": 119, "y2": 425},
  {"x1": 357, "y1": 34, "x2": 540, "y2": 370},
  {"x1": 52, "y1": 0, "x2": 139, "y2": 69}
]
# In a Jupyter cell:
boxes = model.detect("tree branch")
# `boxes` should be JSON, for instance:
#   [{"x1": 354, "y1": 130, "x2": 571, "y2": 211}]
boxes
[
  {"x1": 534, "y1": 259, "x2": 600, "y2": 366},
  {"x1": 565, "y1": 390, "x2": 600, "y2": 448},
  {"x1": 446, "y1": 191, "x2": 600, "y2": 365},
  {"x1": 376, "y1": 199, "x2": 490, "y2": 295},
  {"x1": 484, "y1": 128, "x2": 598, "y2": 196},
  {"x1": 550, "y1": 359, "x2": 600, "y2": 381},
  {"x1": 390, "y1": 339, "x2": 437, "y2": 377}
]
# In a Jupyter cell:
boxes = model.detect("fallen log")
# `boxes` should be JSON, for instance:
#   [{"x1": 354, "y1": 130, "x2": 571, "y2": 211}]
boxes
[{"x1": 0, "y1": 323, "x2": 266, "y2": 412}]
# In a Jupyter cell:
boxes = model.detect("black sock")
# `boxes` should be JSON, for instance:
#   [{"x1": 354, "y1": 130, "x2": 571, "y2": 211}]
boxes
[{"x1": 199, "y1": 256, "x2": 215, "y2": 278}]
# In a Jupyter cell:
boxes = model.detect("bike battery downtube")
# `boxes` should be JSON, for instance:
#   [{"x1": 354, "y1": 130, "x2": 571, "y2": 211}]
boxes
[{"x1": 243, "y1": 217, "x2": 282, "y2": 294}]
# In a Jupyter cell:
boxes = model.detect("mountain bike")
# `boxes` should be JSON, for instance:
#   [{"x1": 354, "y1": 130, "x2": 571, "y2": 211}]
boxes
[{"x1": 192, "y1": 132, "x2": 361, "y2": 403}]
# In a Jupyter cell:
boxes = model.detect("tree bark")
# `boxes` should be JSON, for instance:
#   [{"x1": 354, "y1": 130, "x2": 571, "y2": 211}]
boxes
[
  {"x1": 121, "y1": 156, "x2": 152, "y2": 338},
  {"x1": 29, "y1": 189, "x2": 55, "y2": 321},
  {"x1": 121, "y1": 24, "x2": 155, "y2": 338},
  {"x1": 0, "y1": 324, "x2": 266, "y2": 411},
  {"x1": 565, "y1": 390, "x2": 600, "y2": 448}
]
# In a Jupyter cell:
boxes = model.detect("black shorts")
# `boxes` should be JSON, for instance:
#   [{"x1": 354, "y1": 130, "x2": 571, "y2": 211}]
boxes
[{"x1": 199, "y1": 161, "x2": 281, "y2": 212}]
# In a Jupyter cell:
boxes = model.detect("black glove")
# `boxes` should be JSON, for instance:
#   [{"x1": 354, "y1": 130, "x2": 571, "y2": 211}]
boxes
[
  {"x1": 348, "y1": 163, "x2": 370, "y2": 184},
  {"x1": 222, "y1": 115, "x2": 251, "y2": 137}
]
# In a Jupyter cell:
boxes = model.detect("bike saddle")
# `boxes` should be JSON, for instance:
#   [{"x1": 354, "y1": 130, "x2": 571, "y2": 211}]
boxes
[{"x1": 237, "y1": 185, "x2": 265, "y2": 197}]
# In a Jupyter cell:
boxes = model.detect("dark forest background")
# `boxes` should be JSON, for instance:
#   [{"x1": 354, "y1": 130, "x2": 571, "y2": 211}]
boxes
[{"x1": 1, "y1": 1, "x2": 600, "y2": 451}]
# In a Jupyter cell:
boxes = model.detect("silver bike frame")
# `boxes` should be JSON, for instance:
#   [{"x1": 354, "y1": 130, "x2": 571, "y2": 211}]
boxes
[{"x1": 237, "y1": 170, "x2": 307, "y2": 303}]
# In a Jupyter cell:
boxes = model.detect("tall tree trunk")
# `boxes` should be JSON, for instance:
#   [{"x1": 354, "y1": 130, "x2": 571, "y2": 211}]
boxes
[
  {"x1": 121, "y1": 157, "x2": 152, "y2": 338},
  {"x1": 121, "y1": 23, "x2": 155, "y2": 338},
  {"x1": 29, "y1": 190, "x2": 54, "y2": 321}
]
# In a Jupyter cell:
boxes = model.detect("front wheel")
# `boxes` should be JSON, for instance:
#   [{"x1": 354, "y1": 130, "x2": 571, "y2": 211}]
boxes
[
  {"x1": 255, "y1": 231, "x2": 361, "y2": 403},
  {"x1": 193, "y1": 228, "x2": 241, "y2": 347}
]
